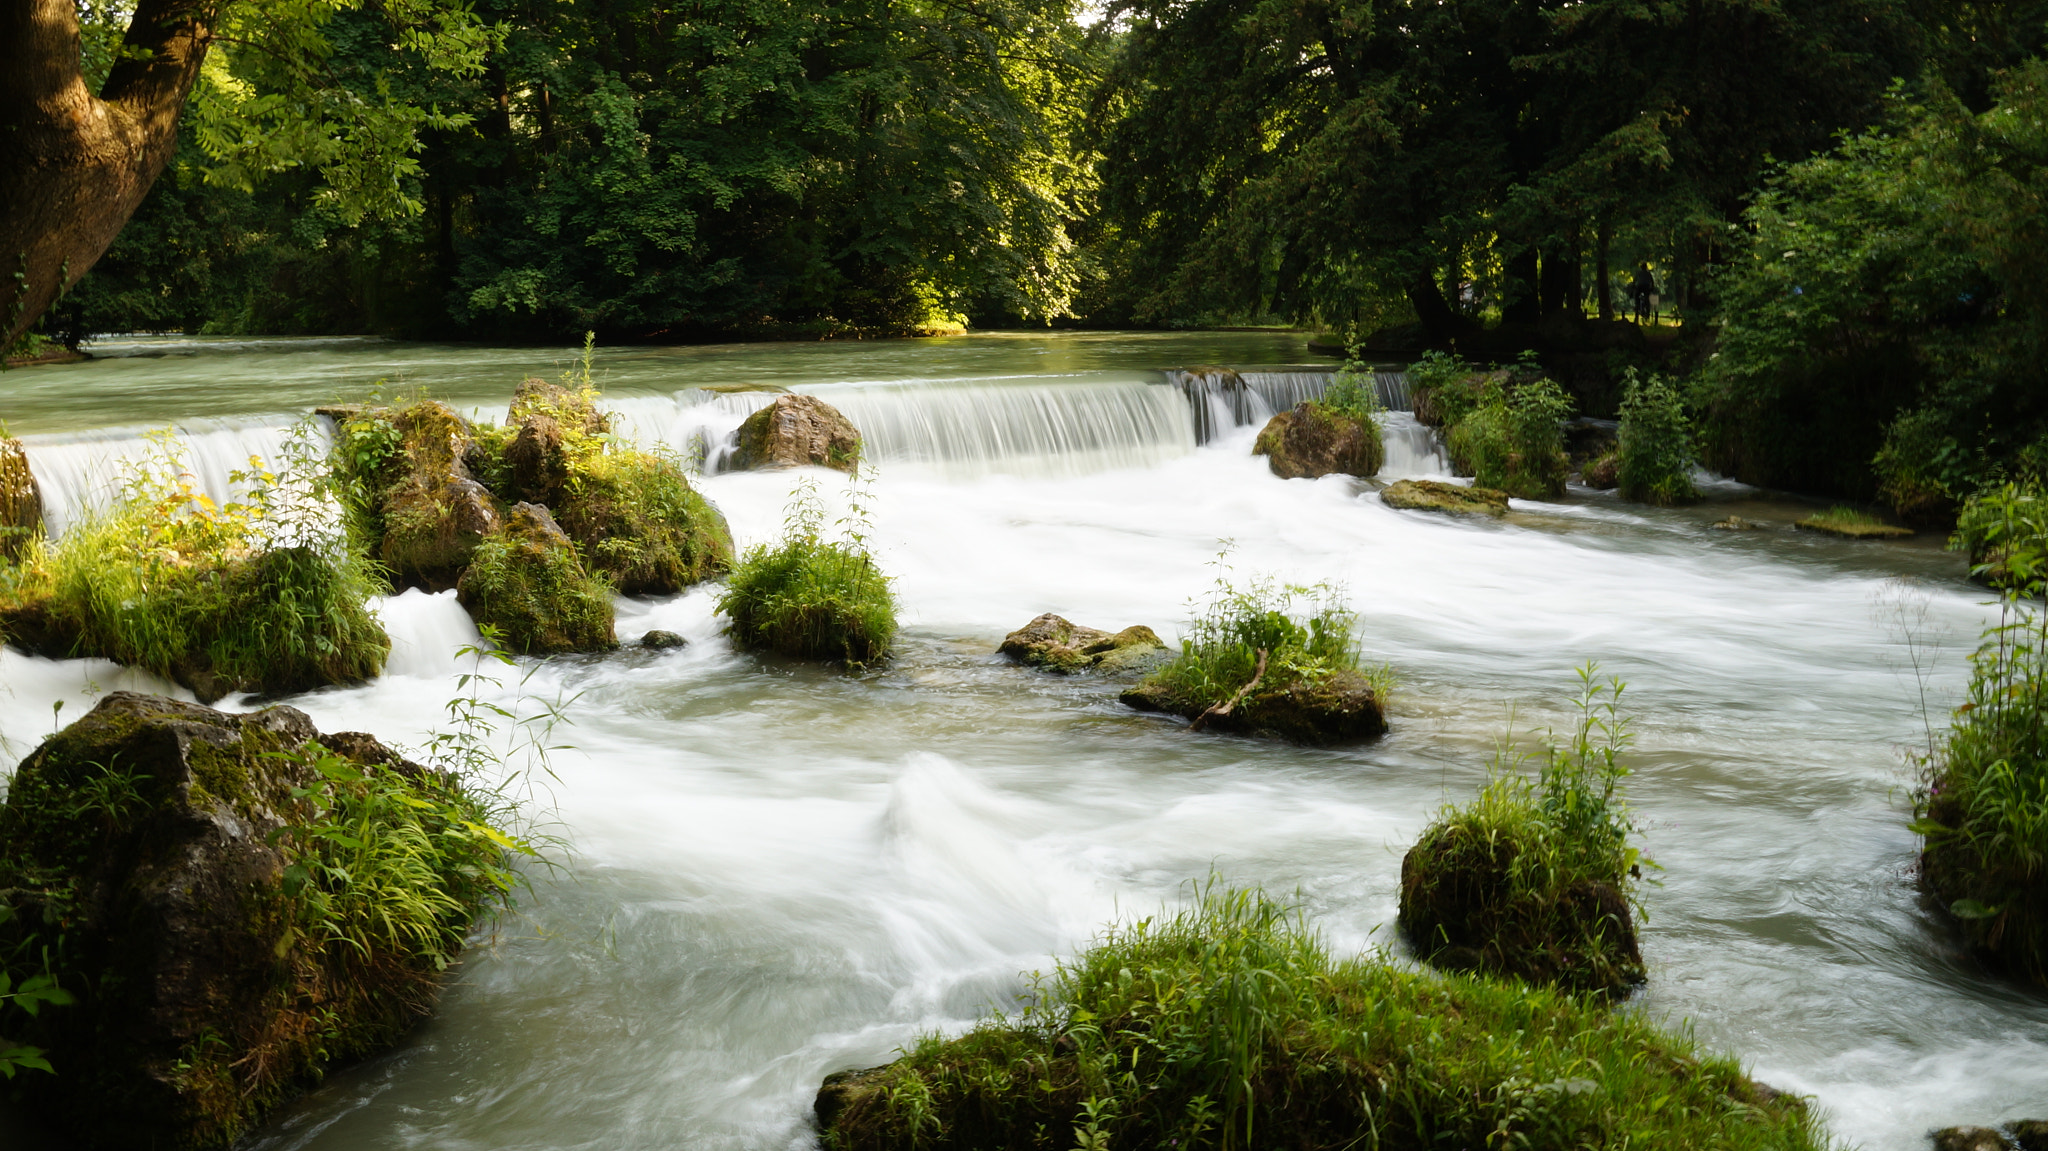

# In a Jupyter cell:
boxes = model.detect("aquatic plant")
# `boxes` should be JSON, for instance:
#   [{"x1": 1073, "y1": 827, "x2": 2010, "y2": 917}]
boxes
[
  {"x1": 1123, "y1": 558, "x2": 1390, "y2": 744},
  {"x1": 718, "y1": 475, "x2": 896, "y2": 664},
  {"x1": 2, "y1": 425, "x2": 389, "y2": 700},
  {"x1": 818, "y1": 882, "x2": 1823, "y2": 1151},
  {"x1": 1400, "y1": 667, "x2": 1650, "y2": 995},
  {"x1": 1444, "y1": 374, "x2": 1573, "y2": 499},
  {"x1": 1616, "y1": 369, "x2": 1697, "y2": 505},
  {"x1": 1915, "y1": 516, "x2": 2048, "y2": 982}
]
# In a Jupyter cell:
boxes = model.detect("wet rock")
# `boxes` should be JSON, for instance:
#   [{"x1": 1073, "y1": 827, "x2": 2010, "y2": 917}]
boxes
[
  {"x1": 815, "y1": 1066, "x2": 889, "y2": 1130},
  {"x1": 505, "y1": 412, "x2": 571, "y2": 505},
  {"x1": 1253, "y1": 403, "x2": 1384, "y2": 479},
  {"x1": 1795, "y1": 515, "x2": 1913, "y2": 540},
  {"x1": 729, "y1": 395, "x2": 862, "y2": 473},
  {"x1": 374, "y1": 402, "x2": 503, "y2": 590},
  {"x1": 641, "y1": 629, "x2": 688, "y2": 650},
  {"x1": 0, "y1": 693, "x2": 450, "y2": 1149},
  {"x1": 1581, "y1": 450, "x2": 1620, "y2": 490},
  {"x1": 0, "y1": 432, "x2": 43, "y2": 562},
  {"x1": 1381, "y1": 479, "x2": 1510, "y2": 517},
  {"x1": 1710, "y1": 515, "x2": 1764, "y2": 531},
  {"x1": 1120, "y1": 666, "x2": 1387, "y2": 746},
  {"x1": 2010, "y1": 1120, "x2": 2048, "y2": 1151},
  {"x1": 999, "y1": 614, "x2": 1166, "y2": 674},
  {"x1": 508, "y1": 377, "x2": 610, "y2": 436},
  {"x1": 1933, "y1": 1127, "x2": 2013, "y2": 1151},
  {"x1": 456, "y1": 502, "x2": 617, "y2": 655}
]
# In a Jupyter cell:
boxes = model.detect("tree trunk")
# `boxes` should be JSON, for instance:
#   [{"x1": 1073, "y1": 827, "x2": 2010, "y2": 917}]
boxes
[
  {"x1": 1539, "y1": 231, "x2": 1581, "y2": 319},
  {"x1": 1502, "y1": 249, "x2": 1540, "y2": 325},
  {"x1": 1595, "y1": 219, "x2": 1613, "y2": 322},
  {"x1": 0, "y1": 0, "x2": 211, "y2": 349},
  {"x1": 1407, "y1": 273, "x2": 1467, "y2": 348}
]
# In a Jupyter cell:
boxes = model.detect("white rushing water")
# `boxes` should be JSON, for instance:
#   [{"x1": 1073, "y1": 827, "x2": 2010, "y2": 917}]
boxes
[{"x1": 0, "y1": 336, "x2": 2037, "y2": 1151}]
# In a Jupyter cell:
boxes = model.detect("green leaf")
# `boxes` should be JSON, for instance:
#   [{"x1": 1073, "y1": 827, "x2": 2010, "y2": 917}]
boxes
[{"x1": 1951, "y1": 899, "x2": 2002, "y2": 920}]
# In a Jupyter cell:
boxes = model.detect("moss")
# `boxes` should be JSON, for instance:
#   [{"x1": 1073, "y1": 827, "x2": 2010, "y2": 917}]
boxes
[
  {"x1": 1253, "y1": 402, "x2": 1384, "y2": 479},
  {"x1": 817, "y1": 886, "x2": 1821, "y2": 1151},
  {"x1": 1795, "y1": 505, "x2": 1913, "y2": 539},
  {"x1": 1381, "y1": 478, "x2": 1510, "y2": 516},
  {"x1": 0, "y1": 432, "x2": 44, "y2": 563},
  {"x1": 554, "y1": 450, "x2": 733, "y2": 594},
  {"x1": 456, "y1": 503, "x2": 618, "y2": 655}
]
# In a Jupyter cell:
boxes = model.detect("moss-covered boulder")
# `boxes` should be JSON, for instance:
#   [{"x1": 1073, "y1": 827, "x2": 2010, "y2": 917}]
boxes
[
  {"x1": 1795, "y1": 511, "x2": 1913, "y2": 539},
  {"x1": 0, "y1": 432, "x2": 43, "y2": 562},
  {"x1": 1381, "y1": 479, "x2": 1510, "y2": 516},
  {"x1": 1933, "y1": 1128, "x2": 2015, "y2": 1151},
  {"x1": 456, "y1": 502, "x2": 617, "y2": 654},
  {"x1": 1253, "y1": 402, "x2": 1385, "y2": 479},
  {"x1": 729, "y1": 394, "x2": 862, "y2": 473},
  {"x1": 340, "y1": 401, "x2": 502, "y2": 590},
  {"x1": 1581, "y1": 449, "x2": 1620, "y2": 489},
  {"x1": 0, "y1": 693, "x2": 502, "y2": 1150},
  {"x1": 998, "y1": 613, "x2": 1166, "y2": 674},
  {"x1": 1120, "y1": 665, "x2": 1386, "y2": 744},
  {"x1": 552, "y1": 451, "x2": 733, "y2": 594},
  {"x1": 508, "y1": 376, "x2": 610, "y2": 437}
]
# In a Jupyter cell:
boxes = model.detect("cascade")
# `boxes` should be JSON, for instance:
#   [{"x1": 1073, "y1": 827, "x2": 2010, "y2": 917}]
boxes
[
  {"x1": 21, "y1": 418, "x2": 322, "y2": 537},
  {"x1": 1168, "y1": 368, "x2": 1411, "y2": 442},
  {"x1": 373, "y1": 589, "x2": 486, "y2": 679}
]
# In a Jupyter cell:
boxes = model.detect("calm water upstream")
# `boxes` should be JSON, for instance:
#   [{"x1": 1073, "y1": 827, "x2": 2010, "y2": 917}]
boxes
[{"x1": 0, "y1": 332, "x2": 2036, "y2": 1150}]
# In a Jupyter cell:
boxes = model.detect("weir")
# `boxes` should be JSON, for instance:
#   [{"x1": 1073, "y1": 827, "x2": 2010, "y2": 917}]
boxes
[
  {"x1": 21, "y1": 418, "x2": 321, "y2": 538},
  {"x1": 1168, "y1": 368, "x2": 1411, "y2": 443}
]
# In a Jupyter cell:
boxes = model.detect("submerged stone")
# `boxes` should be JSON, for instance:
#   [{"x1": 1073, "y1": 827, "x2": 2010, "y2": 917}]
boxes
[
  {"x1": 1795, "y1": 515, "x2": 1913, "y2": 539},
  {"x1": 641, "y1": 629, "x2": 688, "y2": 649},
  {"x1": 998, "y1": 613, "x2": 1166, "y2": 674},
  {"x1": 1933, "y1": 1128, "x2": 2014, "y2": 1151},
  {"x1": 1253, "y1": 402, "x2": 1384, "y2": 479},
  {"x1": 729, "y1": 395, "x2": 862, "y2": 473},
  {"x1": 1381, "y1": 479, "x2": 1510, "y2": 516},
  {"x1": 0, "y1": 694, "x2": 462, "y2": 1149},
  {"x1": 1711, "y1": 515, "x2": 1764, "y2": 530}
]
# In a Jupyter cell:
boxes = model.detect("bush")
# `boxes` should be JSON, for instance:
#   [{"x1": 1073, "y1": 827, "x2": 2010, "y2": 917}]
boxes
[
  {"x1": 1616, "y1": 369, "x2": 1697, "y2": 505},
  {"x1": 817, "y1": 883, "x2": 1823, "y2": 1151},
  {"x1": 456, "y1": 503, "x2": 618, "y2": 655},
  {"x1": 1123, "y1": 563, "x2": 1390, "y2": 744},
  {"x1": 717, "y1": 478, "x2": 896, "y2": 664},
  {"x1": 1400, "y1": 667, "x2": 1650, "y2": 995},
  {"x1": 3, "y1": 427, "x2": 389, "y2": 701},
  {"x1": 1406, "y1": 349, "x2": 1486, "y2": 428},
  {"x1": 1444, "y1": 374, "x2": 1574, "y2": 499},
  {"x1": 1915, "y1": 517, "x2": 2048, "y2": 982},
  {"x1": 1952, "y1": 480, "x2": 2048, "y2": 589},
  {"x1": 1873, "y1": 407, "x2": 1967, "y2": 527},
  {"x1": 1317, "y1": 358, "x2": 1384, "y2": 424}
]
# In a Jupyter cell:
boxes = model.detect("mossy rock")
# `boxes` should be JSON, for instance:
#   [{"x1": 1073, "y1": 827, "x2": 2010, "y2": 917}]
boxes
[
  {"x1": 456, "y1": 502, "x2": 617, "y2": 655},
  {"x1": 1918, "y1": 783, "x2": 2048, "y2": 983},
  {"x1": 0, "y1": 694, "x2": 455, "y2": 1150},
  {"x1": 998, "y1": 613, "x2": 1166, "y2": 674},
  {"x1": 1381, "y1": 479, "x2": 1510, "y2": 517},
  {"x1": 552, "y1": 451, "x2": 734, "y2": 594},
  {"x1": 508, "y1": 377, "x2": 610, "y2": 436},
  {"x1": 0, "y1": 432, "x2": 44, "y2": 562},
  {"x1": 1581, "y1": 449, "x2": 1620, "y2": 489},
  {"x1": 1933, "y1": 1129, "x2": 2015, "y2": 1151},
  {"x1": 1398, "y1": 823, "x2": 1645, "y2": 996},
  {"x1": 1120, "y1": 664, "x2": 1386, "y2": 745},
  {"x1": 345, "y1": 401, "x2": 503, "y2": 590},
  {"x1": 1253, "y1": 402, "x2": 1384, "y2": 479},
  {"x1": 1795, "y1": 515, "x2": 1913, "y2": 539},
  {"x1": 729, "y1": 394, "x2": 862, "y2": 473}
]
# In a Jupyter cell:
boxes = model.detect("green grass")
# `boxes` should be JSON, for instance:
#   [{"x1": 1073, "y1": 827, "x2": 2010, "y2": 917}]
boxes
[
  {"x1": 1915, "y1": 545, "x2": 2048, "y2": 981},
  {"x1": 6, "y1": 426, "x2": 389, "y2": 699},
  {"x1": 718, "y1": 477, "x2": 896, "y2": 664},
  {"x1": 1400, "y1": 668, "x2": 1650, "y2": 995},
  {"x1": 553, "y1": 446, "x2": 733, "y2": 594},
  {"x1": 1806, "y1": 505, "x2": 1887, "y2": 529},
  {"x1": 456, "y1": 506, "x2": 618, "y2": 655},
  {"x1": 1444, "y1": 373, "x2": 1574, "y2": 499},
  {"x1": 819, "y1": 883, "x2": 1826, "y2": 1151},
  {"x1": 1616, "y1": 369, "x2": 1698, "y2": 506}
]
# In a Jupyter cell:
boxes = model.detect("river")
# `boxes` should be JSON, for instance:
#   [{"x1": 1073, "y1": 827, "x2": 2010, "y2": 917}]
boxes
[{"x1": 0, "y1": 331, "x2": 2036, "y2": 1150}]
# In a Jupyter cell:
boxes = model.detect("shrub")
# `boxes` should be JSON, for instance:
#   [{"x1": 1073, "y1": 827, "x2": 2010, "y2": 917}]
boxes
[
  {"x1": 1444, "y1": 374, "x2": 1574, "y2": 498},
  {"x1": 1122, "y1": 562, "x2": 1390, "y2": 744},
  {"x1": 1915, "y1": 520, "x2": 2048, "y2": 982},
  {"x1": 1317, "y1": 358, "x2": 1384, "y2": 423},
  {"x1": 717, "y1": 478, "x2": 896, "y2": 664},
  {"x1": 1616, "y1": 369, "x2": 1697, "y2": 505},
  {"x1": 456, "y1": 503, "x2": 618, "y2": 655},
  {"x1": 1873, "y1": 407, "x2": 1966, "y2": 527},
  {"x1": 3, "y1": 427, "x2": 389, "y2": 701},
  {"x1": 1400, "y1": 667, "x2": 1650, "y2": 995},
  {"x1": 1406, "y1": 349, "x2": 1486, "y2": 428},
  {"x1": 1952, "y1": 481, "x2": 2048, "y2": 589},
  {"x1": 818, "y1": 883, "x2": 1823, "y2": 1151}
]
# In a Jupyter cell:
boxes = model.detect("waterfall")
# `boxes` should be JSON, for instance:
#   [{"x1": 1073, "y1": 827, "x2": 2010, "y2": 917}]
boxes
[
  {"x1": 21, "y1": 418, "x2": 325, "y2": 538},
  {"x1": 373, "y1": 589, "x2": 485, "y2": 679},
  {"x1": 1378, "y1": 411, "x2": 1450, "y2": 479},
  {"x1": 1168, "y1": 369, "x2": 1412, "y2": 442}
]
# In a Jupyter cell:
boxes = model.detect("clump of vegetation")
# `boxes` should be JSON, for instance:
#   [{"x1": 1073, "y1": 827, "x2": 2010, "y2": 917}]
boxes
[
  {"x1": 818, "y1": 883, "x2": 1822, "y2": 1151},
  {"x1": 1443, "y1": 371, "x2": 1574, "y2": 499},
  {"x1": 457, "y1": 504, "x2": 618, "y2": 655},
  {"x1": 0, "y1": 427, "x2": 389, "y2": 701},
  {"x1": 1951, "y1": 480, "x2": 2048, "y2": 589},
  {"x1": 1400, "y1": 667, "x2": 1650, "y2": 995},
  {"x1": 717, "y1": 476, "x2": 896, "y2": 664},
  {"x1": 1915, "y1": 508, "x2": 2048, "y2": 982},
  {"x1": 551, "y1": 448, "x2": 732, "y2": 593},
  {"x1": 1794, "y1": 505, "x2": 1912, "y2": 539},
  {"x1": 1616, "y1": 369, "x2": 1697, "y2": 505},
  {"x1": 1406, "y1": 349, "x2": 1487, "y2": 429},
  {"x1": 1120, "y1": 559, "x2": 1391, "y2": 744},
  {"x1": 1872, "y1": 408, "x2": 1966, "y2": 527}
]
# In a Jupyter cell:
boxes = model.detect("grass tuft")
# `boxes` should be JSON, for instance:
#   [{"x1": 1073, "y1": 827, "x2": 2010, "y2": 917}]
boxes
[
  {"x1": 717, "y1": 476, "x2": 896, "y2": 664},
  {"x1": 1616, "y1": 369, "x2": 1697, "y2": 506}
]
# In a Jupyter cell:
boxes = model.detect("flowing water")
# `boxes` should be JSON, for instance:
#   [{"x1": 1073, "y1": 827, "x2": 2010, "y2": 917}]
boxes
[{"x1": 0, "y1": 332, "x2": 2038, "y2": 1150}]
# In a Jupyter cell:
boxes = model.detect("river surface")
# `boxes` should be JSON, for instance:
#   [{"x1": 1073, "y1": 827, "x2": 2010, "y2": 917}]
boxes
[{"x1": 0, "y1": 332, "x2": 2038, "y2": 1150}]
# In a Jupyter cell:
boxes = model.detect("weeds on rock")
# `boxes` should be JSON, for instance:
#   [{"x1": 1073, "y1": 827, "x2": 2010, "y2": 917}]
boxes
[
  {"x1": 1399, "y1": 666, "x2": 1651, "y2": 995},
  {"x1": 1616, "y1": 369, "x2": 1697, "y2": 505},
  {"x1": 1444, "y1": 371, "x2": 1573, "y2": 499},
  {"x1": 819, "y1": 882, "x2": 1824, "y2": 1151},
  {"x1": 718, "y1": 474, "x2": 896, "y2": 664}
]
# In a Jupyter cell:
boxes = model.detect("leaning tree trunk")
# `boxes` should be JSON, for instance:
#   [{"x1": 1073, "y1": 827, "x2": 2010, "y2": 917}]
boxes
[{"x1": 0, "y1": 0, "x2": 211, "y2": 349}]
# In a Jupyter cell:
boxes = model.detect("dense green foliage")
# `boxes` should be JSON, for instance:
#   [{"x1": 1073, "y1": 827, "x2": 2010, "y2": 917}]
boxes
[
  {"x1": 456, "y1": 506, "x2": 619, "y2": 655},
  {"x1": 819, "y1": 884, "x2": 1823, "y2": 1151},
  {"x1": 1401, "y1": 669, "x2": 1649, "y2": 995},
  {"x1": 1444, "y1": 375, "x2": 1574, "y2": 499},
  {"x1": 0, "y1": 429, "x2": 389, "y2": 699},
  {"x1": 1916, "y1": 498, "x2": 2048, "y2": 982},
  {"x1": 1616, "y1": 370, "x2": 1697, "y2": 505},
  {"x1": 717, "y1": 479, "x2": 896, "y2": 664}
]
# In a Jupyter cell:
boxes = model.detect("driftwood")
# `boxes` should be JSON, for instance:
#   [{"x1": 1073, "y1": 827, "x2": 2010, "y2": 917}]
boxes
[{"x1": 1189, "y1": 647, "x2": 1268, "y2": 732}]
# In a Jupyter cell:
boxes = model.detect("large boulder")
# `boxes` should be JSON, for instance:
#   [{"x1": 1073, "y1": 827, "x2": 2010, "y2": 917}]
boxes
[
  {"x1": 364, "y1": 401, "x2": 503, "y2": 590},
  {"x1": 1381, "y1": 479, "x2": 1510, "y2": 516},
  {"x1": 550, "y1": 452, "x2": 733, "y2": 595},
  {"x1": 1933, "y1": 1129, "x2": 2014, "y2": 1151},
  {"x1": 1120, "y1": 666, "x2": 1387, "y2": 745},
  {"x1": 0, "y1": 432, "x2": 43, "y2": 562},
  {"x1": 729, "y1": 395, "x2": 862, "y2": 473},
  {"x1": 0, "y1": 694, "x2": 466, "y2": 1149},
  {"x1": 998, "y1": 614, "x2": 1166, "y2": 674},
  {"x1": 456, "y1": 502, "x2": 617, "y2": 654},
  {"x1": 508, "y1": 376, "x2": 610, "y2": 436},
  {"x1": 504, "y1": 412, "x2": 572, "y2": 506},
  {"x1": 1253, "y1": 403, "x2": 1384, "y2": 479}
]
